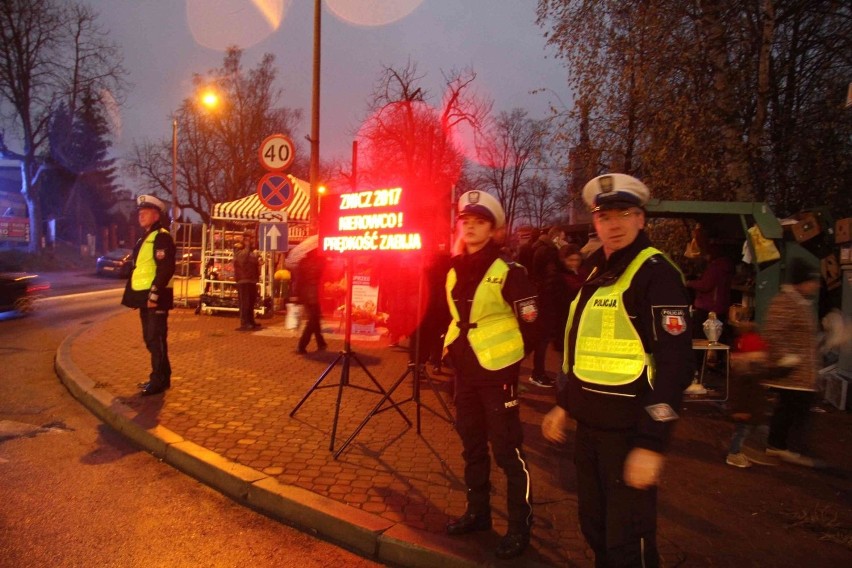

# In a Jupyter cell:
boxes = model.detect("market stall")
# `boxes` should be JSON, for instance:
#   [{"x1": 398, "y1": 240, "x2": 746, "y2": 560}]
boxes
[{"x1": 198, "y1": 175, "x2": 311, "y2": 316}]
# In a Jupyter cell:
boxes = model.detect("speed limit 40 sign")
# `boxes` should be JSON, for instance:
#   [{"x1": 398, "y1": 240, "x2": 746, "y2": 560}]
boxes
[{"x1": 258, "y1": 133, "x2": 295, "y2": 172}]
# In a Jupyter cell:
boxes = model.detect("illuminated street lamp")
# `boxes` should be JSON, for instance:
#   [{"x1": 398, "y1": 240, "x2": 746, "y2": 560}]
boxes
[{"x1": 200, "y1": 88, "x2": 220, "y2": 110}]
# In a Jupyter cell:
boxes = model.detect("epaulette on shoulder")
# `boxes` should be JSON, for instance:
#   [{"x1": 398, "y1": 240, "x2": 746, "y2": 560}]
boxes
[
  {"x1": 504, "y1": 259, "x2": 530, "y2": 276},
  {"x1": 647, "y1": 252, "x2": 683, "y2": 276}
]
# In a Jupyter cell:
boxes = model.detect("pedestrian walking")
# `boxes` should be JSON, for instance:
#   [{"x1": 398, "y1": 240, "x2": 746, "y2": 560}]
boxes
[
  {"x1": 296, "y1": 247, "x2": 328, "y2": 354},
  {"x1": 122, "y1": 195, "x2": 176, "y2": 396},
  {"x1": 541, "y1": 173, "x2": 694, "y2": 567},
  {"x1": 761, "y1": 257, "x2": 825, "y2": 468},
  {"x1": 724, "y1": 320, "x2": 799, "y2": 468},
  {"x1": 442, "y1": 190, "x2": 540, "y2": 560}
]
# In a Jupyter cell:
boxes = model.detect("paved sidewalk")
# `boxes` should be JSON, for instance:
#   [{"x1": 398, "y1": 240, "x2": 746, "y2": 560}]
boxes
[{"x1": 55, "y1": 306, "x2": 852, "y2": 567}]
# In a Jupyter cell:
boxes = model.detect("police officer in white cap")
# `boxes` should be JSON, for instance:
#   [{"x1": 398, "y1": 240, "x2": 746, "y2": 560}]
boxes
[
  {"x1": 541, "y1": 174, "x2": 694, "y2": 566},
  {"x1": 122, "y1": 195, "x2": 176, "y2": 396},
  {"x1": 442, "y1": 190, "x2": 539, "y2": 560}
]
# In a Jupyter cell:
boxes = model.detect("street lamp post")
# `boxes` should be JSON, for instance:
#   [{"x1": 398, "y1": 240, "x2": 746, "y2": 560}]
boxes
[
  {"x1": 171, "y1": 118, "x2": 178, "y2": 231},
  {"x1": 309, "y1": 0, "x2": 321, "y2": 232},
  {"x1": 170, "y1": 89, "x2": 220, "y2": 231}
]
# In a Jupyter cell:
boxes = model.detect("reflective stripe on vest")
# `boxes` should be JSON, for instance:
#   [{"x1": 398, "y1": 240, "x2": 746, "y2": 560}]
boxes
[
  {"x1": 568, "y1": 247, "x2": 662, "y2": 386},
  {"x1": 131, "y1": 228, "x2": 172, "y2": 292},
  {"x1": 444, "y1": 258, "x2": 525, "y2": 371}
]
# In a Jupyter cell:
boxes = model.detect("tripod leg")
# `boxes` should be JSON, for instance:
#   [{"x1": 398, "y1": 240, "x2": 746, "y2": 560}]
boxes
[
  {"x1": 333, "y1": 366, "x2": 413, "y2": 459},
  {"x1": 420, "y1": 367, "x2": 454, "y2": 424},
  {"x1": 329, "y1": 351, "x2": 352, "y2": 452},
  {"x1": 414, "y1": 364, "x2": 422, "y2": 434},
  {"x1": 350, "y1": 351, "x2": 411, "y2": 425},
  {"x1": 290, "y1": 351, "x2": 345, "y2": 417}
]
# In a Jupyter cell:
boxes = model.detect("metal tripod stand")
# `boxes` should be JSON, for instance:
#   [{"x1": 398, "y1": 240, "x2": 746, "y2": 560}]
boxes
[
  {"x1": 333, "y1": 256, "x2": 454, "y2": 459},
  {"x1": 290, "y1": 256, "x2": 410, "y2": 452}
]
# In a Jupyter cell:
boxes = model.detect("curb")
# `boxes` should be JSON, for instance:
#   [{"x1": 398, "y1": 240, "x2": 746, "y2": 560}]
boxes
[{"x1": 54, "y1": 317, "x2": 483, "y2": 567}]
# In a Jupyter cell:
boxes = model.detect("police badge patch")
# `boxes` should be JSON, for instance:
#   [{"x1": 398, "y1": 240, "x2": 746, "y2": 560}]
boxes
[
  {"x1": 516, "y1": 297, "x2": 538, "y2": 323},
  {"x1": 645, "y1": 403, "x2": 679, "y2": 422},
  {"x1": 155, "y1": 249, "x2": 166, "y2": 260},
  {"x1": 654, "y1": 306, "x2": 688, "y2": 336}
]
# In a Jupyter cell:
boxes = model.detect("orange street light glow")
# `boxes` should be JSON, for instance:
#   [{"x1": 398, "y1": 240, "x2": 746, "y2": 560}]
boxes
[{"x1": 200, "y1": 90, "x2": 220, "y2": 109}]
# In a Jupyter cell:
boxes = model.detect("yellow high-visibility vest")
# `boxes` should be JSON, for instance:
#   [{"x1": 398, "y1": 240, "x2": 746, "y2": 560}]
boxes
[
  {"x1": 444, "y1": 258, "x2": 525, "y2": 371},
  {"x1": 131, "y1": 228, "x2": 173, "y2": 292},
  {"x1": 565, "y1": 247, "x2": 665, "y2": 386}
]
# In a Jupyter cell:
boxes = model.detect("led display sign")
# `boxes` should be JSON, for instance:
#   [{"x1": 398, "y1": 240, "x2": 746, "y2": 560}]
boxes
[{"x1": 318, "y1": 186, "x2": 428, "y2": 255}]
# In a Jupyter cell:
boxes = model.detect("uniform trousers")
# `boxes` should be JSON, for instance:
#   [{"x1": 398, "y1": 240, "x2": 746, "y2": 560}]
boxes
[
  {"x1": 454, "y1": 377, "x2": 532, "y2": 533},
  {"x1": 140, "y1": 307, "x2": 171, "y2": 388},
  {"x1": 575, "y1": 423, "x2": 659, "y2": 568}
]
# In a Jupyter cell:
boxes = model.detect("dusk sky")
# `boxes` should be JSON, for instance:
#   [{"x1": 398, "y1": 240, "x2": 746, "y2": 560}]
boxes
[{"x1": 87, "y1": 0, "x2": 570, "y2": 175}]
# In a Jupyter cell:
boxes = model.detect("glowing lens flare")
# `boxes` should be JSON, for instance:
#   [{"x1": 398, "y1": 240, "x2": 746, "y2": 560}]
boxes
[
  {"x1": 186, "y1": 0, "x2": 288, "y2": 51},
  {"x1": 325, "y1": 0, "x2": 423, "y2": 27}
]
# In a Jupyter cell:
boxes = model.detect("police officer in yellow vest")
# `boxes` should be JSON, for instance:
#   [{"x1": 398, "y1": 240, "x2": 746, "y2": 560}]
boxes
[
  {"x1": 443, "y1": 190, "x2": 540, "y2": 560},
  {"x1": 541, "y1": 174, "x2": 694, "y2": 567},
  {"x1": 122, "y1": 195, "x2": 176, "y2": 396}
]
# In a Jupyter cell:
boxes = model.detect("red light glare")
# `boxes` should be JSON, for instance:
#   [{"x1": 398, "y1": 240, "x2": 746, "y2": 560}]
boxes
[{"x1": 354, "y1": 100, "x2": 462, "y2": 190}]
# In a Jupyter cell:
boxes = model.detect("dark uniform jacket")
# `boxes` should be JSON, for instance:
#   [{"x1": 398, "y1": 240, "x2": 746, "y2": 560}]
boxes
[
  {"x1": 557, "y1": 231, "x2": 694, "y2": 453},
  {"x1": 446, "y1": 240, "x2": 539, "y2": 385},
  {"x1": 121, "y1": 221, "x2": 176, "y2": 310}
]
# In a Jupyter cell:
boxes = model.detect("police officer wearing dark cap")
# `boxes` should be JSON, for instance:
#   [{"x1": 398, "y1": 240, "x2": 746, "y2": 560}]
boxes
[
  {"x1": 122, "y1": 194, "x2": 176, "y2": 396},
  {"x1": 541, "y1": 174, "x2": 694, "y2": 566},
  {"x1": 443, "y1": 190, "x2": 540, "y2": 560}
]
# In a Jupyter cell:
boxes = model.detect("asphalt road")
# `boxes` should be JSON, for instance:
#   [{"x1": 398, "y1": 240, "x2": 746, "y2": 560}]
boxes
[{"x1": 0, "y1": 277, "x2": 381, "y2": 568}]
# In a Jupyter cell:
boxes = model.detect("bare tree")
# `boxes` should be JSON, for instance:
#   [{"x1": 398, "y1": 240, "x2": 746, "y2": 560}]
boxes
[
  {"x1": 515, "y1": 174, "x2": 564, "y2": 229},
  {"x1": 474, "y1": 108, "x2": 551, "y2": 234},
  {"x1": 354, "y1": 61, "x2": 491, "y2": 248},
  {"x1": 356, "y1": 61, "x2": 490, "y2": 189},
  {"x1": 0, "y1": 0, "x2": 125, "y2": 252},
  {"x1": 130, "y1": 48, "x2": 303, "y2": 223}
]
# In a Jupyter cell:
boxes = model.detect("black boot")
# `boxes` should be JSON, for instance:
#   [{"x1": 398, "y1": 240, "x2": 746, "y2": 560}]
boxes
[
  {"x1": 446, "y1": 511, "x2": 492, "y2": 535},
  {"x1": 495, "y1": 531, "x2": 530, "y2": 559}
]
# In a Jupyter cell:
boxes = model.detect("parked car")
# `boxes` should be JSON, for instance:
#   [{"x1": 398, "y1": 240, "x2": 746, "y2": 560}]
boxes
[
  {"x1": 0, "y1": 272, "x2": 50, "y2": 314},
  {"x1": 96, "y1": 248, "x2": 133, "y2": 278}
]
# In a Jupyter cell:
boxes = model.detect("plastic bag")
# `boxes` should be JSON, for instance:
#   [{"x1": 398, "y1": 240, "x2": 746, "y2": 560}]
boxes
[{"x1": 746, "y1": 225, "x2": 780, "y2": 263}]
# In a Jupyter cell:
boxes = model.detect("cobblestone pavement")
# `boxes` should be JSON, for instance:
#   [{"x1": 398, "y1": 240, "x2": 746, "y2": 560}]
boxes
[{"x1": 64, "y1": 307, "x2": 852, "y2": 567}]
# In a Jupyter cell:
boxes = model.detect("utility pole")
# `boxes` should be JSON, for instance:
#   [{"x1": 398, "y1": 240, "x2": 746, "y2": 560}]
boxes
[{"x1": 309, "y1": 0, "x2": 321, "y2": 232}]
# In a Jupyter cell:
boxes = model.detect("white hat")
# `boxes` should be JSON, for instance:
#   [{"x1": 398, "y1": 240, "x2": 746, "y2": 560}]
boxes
[
  {"x1": 457, "y1": 190, "x2": 506, "y2": 229},
  {"x1": 136, "y1": 194, "x2": 167, "y2": 214},
  {"x1": 582, "y1": 174, "x2": 650, "y2": 212}
]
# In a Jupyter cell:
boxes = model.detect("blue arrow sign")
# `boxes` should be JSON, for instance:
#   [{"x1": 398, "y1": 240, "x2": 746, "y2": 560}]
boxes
[{"x1": 260, "y1": 222, "x2": 288, "y2": 251}]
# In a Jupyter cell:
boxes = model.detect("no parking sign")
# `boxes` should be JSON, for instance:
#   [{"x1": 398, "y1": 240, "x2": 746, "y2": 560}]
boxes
[{"x1": 256, "y1": 173, "x2": 294, "y2": 211}]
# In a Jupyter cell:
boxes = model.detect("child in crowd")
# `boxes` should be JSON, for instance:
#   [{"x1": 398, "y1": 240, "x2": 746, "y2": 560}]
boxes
[{"x1": 726, "y1": 321, "x2": 798, "y2": 468}]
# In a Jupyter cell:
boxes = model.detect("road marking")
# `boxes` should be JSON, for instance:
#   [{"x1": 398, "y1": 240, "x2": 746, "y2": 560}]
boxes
[{"x1": 40, "y1": 288, "x2": 123, "y2": 302}]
